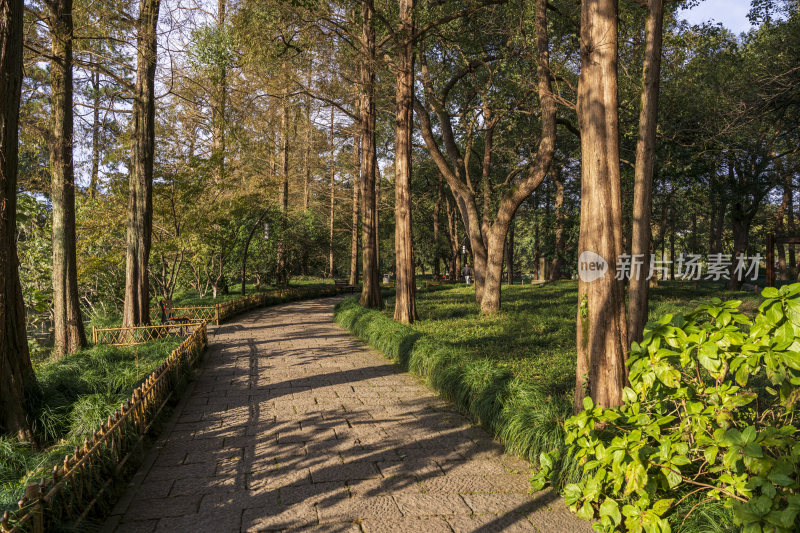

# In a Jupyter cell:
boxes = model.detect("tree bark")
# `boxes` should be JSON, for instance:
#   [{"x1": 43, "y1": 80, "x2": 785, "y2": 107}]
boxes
[
  {"x1": 89, "y1": 69, "x2": 100, "y2": 199},
  {"x1": 709, "y1": 185, "x2": 726, "y2": 255},
  {"x1": 505, "y1": 220, "x2": 514, "y2": 283},
  {"x1": 728, "y1": 204, "x2": 754, "y2": 290},
  {"x1": 350, "y1": 131, "x2": 361, "y2": 285},
  {"x1": 433, "y1": 174, "x2": 442, "y2": 278},
  {"x1": 393, "y1": 0, "x2": 417, "y2": 324},
  {"x1": 627, "y1": 0, "x2": 663, "y2": 345},
  {"x1": 778, "y1": 177, "x2": 790, "y2": 280},
  {"x1": 329, "y1": 106, "x2": 336, "y2": 277},
  {"x1": 789, "y1": 181, "x2": 796, "y2": 273},
  {"x1": 550, "y1": 169, "x2": 565, "y2": 280},
  {"x1": 1, "y1": 0, "x2": 37, "y2": 442},
  {"x1": 123, "y1": 0, "x2": 160, "y2": 327},
  {"x1": 303, "y1": 84, "x2": 311, "y2": 211},
  {"x1": 446, "y1": 195, "x2": 458, "y2": 280},
  {"x1": 211, "y1": 0, "x2": 226, "y2": 185},
  {"x1": 574, "y1": 0, "x2": 628, "y2": 411},
  {"x1": 48, "y1": 0, "x2": 86, "y2": 355},
  {"x1": 359, "y1": 0, "x2": 383, "y2": 308},
  {"x1": 241, "y1": 211, "x2": 268, "y2": 295},
  {"x1": 276, "y1": 89, "x2": 289, "y2": 286},
  {"x1": 415, "y1": 0, "x2": 555, "y2": 313}
]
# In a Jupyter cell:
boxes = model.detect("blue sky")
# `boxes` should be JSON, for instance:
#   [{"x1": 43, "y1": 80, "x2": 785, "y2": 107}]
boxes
[{"x1": 677, "y1": 0, "x2": 754, "y2": 34}]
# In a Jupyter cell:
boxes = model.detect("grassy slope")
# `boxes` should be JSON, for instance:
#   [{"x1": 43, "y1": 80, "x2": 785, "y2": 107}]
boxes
[
  {"x1": 0, "y1": 340, "x2": 180, "y2": 511},
  {"x1": 334, "y1": 281, "x2": 758, "y2": 531}
]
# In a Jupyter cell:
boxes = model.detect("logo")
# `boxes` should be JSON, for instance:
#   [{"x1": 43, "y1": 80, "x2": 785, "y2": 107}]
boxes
[{"x1": 579, "y1": 251, "x2": 608, "y2": 282}]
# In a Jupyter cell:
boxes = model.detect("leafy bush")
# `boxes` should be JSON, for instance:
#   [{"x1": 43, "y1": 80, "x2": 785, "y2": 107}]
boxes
[
  {"x1": 1, "y1": 340, "x2": 180, "y2": 511},
  {"x1": 533, "y1": 284, "x2": 800, "y2": 533}
]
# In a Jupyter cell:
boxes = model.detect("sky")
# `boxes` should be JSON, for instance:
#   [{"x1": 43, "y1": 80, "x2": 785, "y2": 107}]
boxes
[{"x1": 677, "y1": 0, "x2": 755, "y2": 34}]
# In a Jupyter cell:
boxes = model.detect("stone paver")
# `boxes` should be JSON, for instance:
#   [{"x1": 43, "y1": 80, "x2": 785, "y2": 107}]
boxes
[{"x1": 103, "y1": 297, "x2": 592, "y2": 532}]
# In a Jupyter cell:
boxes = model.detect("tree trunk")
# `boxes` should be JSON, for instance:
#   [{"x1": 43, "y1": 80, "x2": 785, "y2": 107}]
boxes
[
  {"x1": 433, "y1": 175, "x2": 442, "y2": 278},
  {"x1": 505, "y1": 221, "x2": 514, "y2": 283},
  {"x1": 789, "y1": 182, "x2": 796, "y2": 273},
  {"x1": 709, "y1": 188, "x2": 726, "y2": 255},
  {"x1": 778, "y1": 178, "x2": 790, "y2": 280},
  {"x1": 350, "y1": 132, "x2": 361, "y2": 285},
  {"x1": 212, "y1": 0, "x2": 226, "y2": 185},
  {"x1": 89, "y1": 69, "x2": 100, "y2": 199},
  {"x1": 48, "y1": 0, "x2": 86, "y2": 355},
  {"x1": 550, "y1": 169, "x2": 565, "y2": 280},
  {"x1": 277, "y1": 89, "x2": 289, "y2": 286},
  {"x1": 627, "y1": 0, "x2": 663, "y2": 345},
  {"x1": 359, "y1": 0, "x2": 382, "y2": 308},
  {"x1": 574, "y1": 0, "x2": 628, "y2": 412},
  {"x1": 446, "y1": 196, "x2": 458, "y2": 280},
  {"x1": 329, "y1": 106, "x2": 336, "y2": 277},
  {"x1": 481, "y1": 226, "x2": 506, "y2": 311},
  {"x1": 1, "y1": 0, "x2": 37, "y2": 442},
  {"x1": 728, "y1": 208, "x2": 752, "y2": 290},
  {"x1": 477, "y1": 0, "x2": 556, "y2": 313},
  {"x1": 393, "y1": 0, "x2": 417, "y2": 324},
  {"x1": 303, "y1": 80, "x2": 311, "y2": 211},
  {"x1": 242, "y1": 211, "x2": 268, "y2": 295},
  {"x1": 123, "y1": 0, "x2": 160, "y2": 327}
]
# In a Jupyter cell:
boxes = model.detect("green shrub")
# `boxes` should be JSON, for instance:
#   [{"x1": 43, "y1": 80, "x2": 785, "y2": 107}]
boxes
[
  {"x1": 533, "y1": 284, "x2": 800, "y2": 533},
  {"x1": 334, "y1": 297, "x2": 576, "y2": 480}
]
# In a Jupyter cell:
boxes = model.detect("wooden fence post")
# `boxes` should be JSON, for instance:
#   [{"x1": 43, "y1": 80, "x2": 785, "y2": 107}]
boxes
[
  {"x1": 25, "y1": 482, "x2": 43, "y2": 533},
  {"x1": 92, "y1": 326, "x2": 97, "y2": 345}
]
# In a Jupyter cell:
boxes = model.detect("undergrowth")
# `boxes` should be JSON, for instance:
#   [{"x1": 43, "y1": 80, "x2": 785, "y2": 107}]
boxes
[
  {"x1": 0, "y1": 340, "x2": 180, "y2": 511},
  {"x1": 334, "y1": 281, "x2": 759, "y2": 532}
]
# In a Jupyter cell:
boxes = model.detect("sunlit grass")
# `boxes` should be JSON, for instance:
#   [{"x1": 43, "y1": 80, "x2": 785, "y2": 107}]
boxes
[
  {"x1": 336, "y1": 280, "x2": 759, "y2": 532},
  {"x1": 0, "y1": 340, "x2": 180, "y2": 511}
]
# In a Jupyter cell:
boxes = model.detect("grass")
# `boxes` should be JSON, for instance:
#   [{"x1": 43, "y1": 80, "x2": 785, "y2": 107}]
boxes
[
  {"x1": 334, "y1": 280, "x2": 759, "y2": 532},
  {"x1": 0, "y1": 339, "x2": 181, "y2": 512}
]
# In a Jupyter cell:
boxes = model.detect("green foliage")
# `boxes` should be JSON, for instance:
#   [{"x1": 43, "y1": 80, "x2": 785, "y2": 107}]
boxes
[
  {"x1": 0, "y1": 341, "x2": 179, "y2": 511},
  {"x1": 533, "y1": 283, "x2": 800, "y2": 533},
  {"x1": 334, "y1": 294, "x2": 573, "y2": 475},
  {"x1": 335, "y1": 283, "x2": 757, "y2": 496}
]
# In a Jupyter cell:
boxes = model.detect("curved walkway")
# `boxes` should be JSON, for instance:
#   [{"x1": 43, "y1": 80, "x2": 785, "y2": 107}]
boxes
[{"x1": 103, "y1": 296, "x2": 591, "y2": 533}]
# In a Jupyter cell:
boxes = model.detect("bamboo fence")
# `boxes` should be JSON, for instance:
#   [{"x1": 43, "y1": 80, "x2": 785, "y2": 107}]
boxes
[
  {"x1": 0, "y1": 324, "x2": 207, "y2": 533},
  {"x1": 1, "y1": 283, "x2": 358, "y2": 531},
  {"x1": 92, "y1": 322, "x2": 206, "y2": 345}
]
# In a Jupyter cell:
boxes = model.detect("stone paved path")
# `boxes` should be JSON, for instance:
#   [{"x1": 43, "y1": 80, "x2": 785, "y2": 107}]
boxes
[{"x1": 104, "y1": 297, "x2": 592, "y2": 533}]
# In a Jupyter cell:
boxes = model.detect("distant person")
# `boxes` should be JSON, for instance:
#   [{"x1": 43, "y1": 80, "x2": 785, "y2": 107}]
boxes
[{"x1": 462, "y1": 264, "x2": 472, "y2": 285}]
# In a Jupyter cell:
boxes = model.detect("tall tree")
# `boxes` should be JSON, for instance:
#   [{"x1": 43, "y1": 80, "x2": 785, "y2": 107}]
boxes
[
  {"x1": 329, "y1": 105, "x2": 336, "y2": 277},
  {"x1": 47, "y1": 0, "x2": 86, "y2": 354},
  {"x1": 1, "y1": 0, "x2": 37, "y2": 441},
  {"x1": 574, "y1": 0, "x2": 628, "y2": 411},
  {"x1": 549, "y1": 166, "x2": 565, "y2": 280},
  {"x1": 393, "y1": 0, "x2": 417, "y2": 323},
  {"x1": 212, "y1": 0, "x2": 227, "y2": 185},
  {"x1": 123, "y1": 0, "x2": 161, "y2": 326},
  {"x1": 627, "y1": 0, "x2": 664, "y2": 345},
  {"x1": 277, "y1": 85, "x2": 290, "y2": 286},
  {"x1": 359, "y1": 0, "x2": 383, "y2": 308},
  {"x1": 416, "y1": 0, "x2": 557, "y2": 313},
  {"x1": 349, "y1": 131, "x2": 361, "y2": 285}
]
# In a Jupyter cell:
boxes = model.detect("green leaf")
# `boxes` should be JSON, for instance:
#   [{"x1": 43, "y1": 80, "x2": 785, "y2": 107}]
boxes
[
  {"x1": 583, "y1": 396, "x2": 594, "y2": 411},
  {"x1": 577, "y1": 500, "x2": 595, "y2": 520},
  {"x1": 623, "y1": 387, "x2": 638, "y2": 404},
  {"x1": 563, "y1": 484, "x2": 582, "y2": 506},
  {"x1": 599, "y1": 498, "x2": 622, "y2": 525},
  {"x1": 654, "y1": 365, "x2": 681, "y2": 388},
  {"x1": 625, "y1": 462, "x2": 648, "y2": 494},
  {"x1": 704, "y1": 445, "x2": 719, "y2": 465},
  {"x1": 651, "y1": 498, "x2": 674, "y2": 517},
  {"x1": 762, "y1": 287, "x2": 781, "y2": 299}
]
